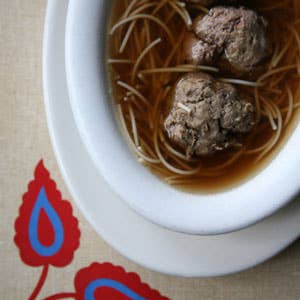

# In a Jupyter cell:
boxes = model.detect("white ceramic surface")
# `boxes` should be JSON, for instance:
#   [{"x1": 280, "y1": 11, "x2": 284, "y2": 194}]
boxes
[
  {"x1": 65, "y1": 0, "x2": 300, "y2": 235},
  {"x1": 43, "y1": 0, "x2": 300, "y2": 277}
]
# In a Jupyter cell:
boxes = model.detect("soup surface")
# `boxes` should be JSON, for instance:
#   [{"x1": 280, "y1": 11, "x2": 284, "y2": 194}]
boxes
[{"x1": 108, "y1": 0, "x2": 300, "y2": 193}]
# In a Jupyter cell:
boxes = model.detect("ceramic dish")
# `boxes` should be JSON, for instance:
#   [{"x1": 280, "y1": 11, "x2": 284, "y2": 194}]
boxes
[
  {"x1": 44, "y1": 0, "x2": 300, "y2": 277},
  {"x1": 65, "y1": 0, "x2": 300, "y2": 236}
]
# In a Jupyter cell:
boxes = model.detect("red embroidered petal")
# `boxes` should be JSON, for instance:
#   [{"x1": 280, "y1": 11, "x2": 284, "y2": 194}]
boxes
[
  {"x1": 74, "y1": 262, "x2": 170, "y2": 300},
  {"x1": 14, "y1": 160, "x2": 80, "y2": 267}
]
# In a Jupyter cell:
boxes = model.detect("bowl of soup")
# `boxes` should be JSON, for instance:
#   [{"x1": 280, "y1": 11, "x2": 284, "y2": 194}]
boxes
[{"x1": 65, "y1": 0, "x2": 300, "y2": 235}]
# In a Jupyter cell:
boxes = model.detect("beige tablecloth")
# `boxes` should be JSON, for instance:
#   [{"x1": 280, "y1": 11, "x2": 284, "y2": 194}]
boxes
[{"x1": 2, "y1": 1, "x2": 300, "y2": 299}]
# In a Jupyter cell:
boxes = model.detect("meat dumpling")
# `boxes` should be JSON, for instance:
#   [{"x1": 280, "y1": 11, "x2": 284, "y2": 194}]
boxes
[{"x1": 164, "y1": 73, "x2": 256, "y2": 157}]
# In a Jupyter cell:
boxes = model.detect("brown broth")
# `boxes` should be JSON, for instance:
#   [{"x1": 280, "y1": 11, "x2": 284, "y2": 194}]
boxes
[{"x1": 107, "y1": 0, "x2": 300, "y2": 194}]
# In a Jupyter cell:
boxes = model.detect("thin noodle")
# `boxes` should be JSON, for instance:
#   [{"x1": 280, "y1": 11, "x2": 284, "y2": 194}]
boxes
[
  {"x1": 153, "y1": 128, "x2": 200, "y2": 175},
  {"x1": 108, "y1": 59, "x2": 133, "y2": 64},
  {"x1": 255, "y1": 104, "x2": 283, "y2": 162},
  {"x1": 117, "y1": 105, "x2": 160, "y2": 164},
  {"x1": 128, "y1": 104, "x2": 139, "y2": 146},
  {"x1": 189, "y1": 4, "x2": 209, "y2": 14},
  {"x1": 152, "y1": 0, "x2": 168, "y2": 15},
  {"x1": 131, "y1": 38, "x2": 162, "y2": 83},
  {"x1": 254, "y1": 87, "x2": 261, "y2": 122},
  {"x1": 271, "y1": 36, "x2": 293, "y2": 67},
  {"x1": 110, "y1": 14, "x2": 175, "y2": 46},
  {"x1": 220, "y1": 78, "x2": 264, "y2": 87},
  {"x1": 119, "y1": 21, "x2": 135, "y2": 53},
  {"x1": 168, "y1": 1, "x2": 192, "y2": 28},
  {"x1": 258, "y1": 65, "x2": 297, "y2": 82},
  {"x1": 140, "y1": 66, "x2": 219, "y2": 74},
  {"x1": 284, "y1": 85, "x2": 294, "y2": 126},
  {"x1": 117, "y1": 80, "x2": 149, "y2": 105}
]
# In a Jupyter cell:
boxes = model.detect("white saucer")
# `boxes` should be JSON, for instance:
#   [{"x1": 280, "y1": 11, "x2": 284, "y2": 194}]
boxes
[{"x1": 43, "y1": 0, "x2": 300, "y2": 277}]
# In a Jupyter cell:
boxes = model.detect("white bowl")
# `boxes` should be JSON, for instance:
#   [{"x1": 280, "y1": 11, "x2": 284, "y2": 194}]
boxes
[{"x1": 65, "y1": 0, "x2": 300, "y2": 235}]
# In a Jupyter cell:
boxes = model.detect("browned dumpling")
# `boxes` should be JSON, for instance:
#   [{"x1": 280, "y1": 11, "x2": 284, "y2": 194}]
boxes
[
  {"x1": 184, "y1": 6, "x2": 271, "y2": 76},
  {"x1": 164, "y1": 73, "x2": 256, "y2": 157}
]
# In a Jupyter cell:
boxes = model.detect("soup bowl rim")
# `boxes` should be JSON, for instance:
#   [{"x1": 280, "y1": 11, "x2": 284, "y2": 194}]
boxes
[{"x1": 65, "y1": 0, "x2": 300, "y2": 235}]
